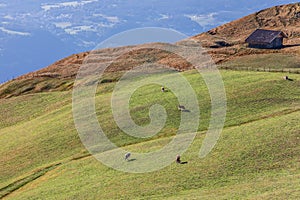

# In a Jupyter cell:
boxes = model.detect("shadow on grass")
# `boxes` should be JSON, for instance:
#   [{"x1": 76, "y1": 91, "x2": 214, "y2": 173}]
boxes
[{"x1": 127, "y1": 158, "x2": 137, "y2": 162}]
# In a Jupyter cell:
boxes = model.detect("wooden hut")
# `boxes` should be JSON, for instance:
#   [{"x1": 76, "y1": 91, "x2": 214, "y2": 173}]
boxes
[{"x1": 245, "y1": 29, "x2": 287, "y2": 49}]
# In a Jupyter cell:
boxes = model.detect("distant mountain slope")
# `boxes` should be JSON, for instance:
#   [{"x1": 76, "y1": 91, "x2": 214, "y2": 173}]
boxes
[{"x1": 1, "y1": 3, "x2": 300, "y2": 98}]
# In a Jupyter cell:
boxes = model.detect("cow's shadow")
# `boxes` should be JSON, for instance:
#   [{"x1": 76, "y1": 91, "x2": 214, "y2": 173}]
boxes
[{"x1": 127, "y1": 158, "x2": 137, "y2": 162}]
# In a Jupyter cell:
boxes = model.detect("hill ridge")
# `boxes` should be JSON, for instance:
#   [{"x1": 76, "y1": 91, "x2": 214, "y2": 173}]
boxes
[{"x1": 0, "y1": 3, "x2": 300, "y2": 98}]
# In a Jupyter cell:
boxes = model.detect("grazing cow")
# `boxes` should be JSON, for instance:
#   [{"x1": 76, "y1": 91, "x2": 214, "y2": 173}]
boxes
[
  {"x1": 125, "y1": 152, "x2": 131, "y2": 161},
  {"x1": 283, "y1": 76, "x2": 293, "y2": 81},
  {"x1": 161, "y1": 86, "x2": 165, "y2": 92},
  {"x1": 178, "y1": 105, "x2": 185, "y2": 111},
  {"x1": 176, "y1": 155, "x2": 181, "y2": 163}
]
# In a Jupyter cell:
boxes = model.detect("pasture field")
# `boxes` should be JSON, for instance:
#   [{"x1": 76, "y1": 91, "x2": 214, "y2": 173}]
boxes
[
  {"x1": 219, "y1": 53, "x2": 300, "y2": 74},
  {"x1": 0, "y1": 70, "x2": 299, "y2": 199}
]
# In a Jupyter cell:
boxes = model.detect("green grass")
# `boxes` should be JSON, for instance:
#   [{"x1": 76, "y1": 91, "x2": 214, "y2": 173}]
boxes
[
  {"x1": 0, "y1": 91, "x2": 71, "y2": 129},
  {"x1": 0, "y1": 70, "x2": 299, "y2": 199},
  {"x1": 4, "y1": 110, "x2": 300, "y2": 199},
  {"x1": 0, "y1": 77, "x2": 74, "y2": 98},
  {"x1": 219, "y1": 53, "x2": 300, "y2": 73},
  {"x1": 95, "y1": 70, "x2": 300, "y2": 146}
]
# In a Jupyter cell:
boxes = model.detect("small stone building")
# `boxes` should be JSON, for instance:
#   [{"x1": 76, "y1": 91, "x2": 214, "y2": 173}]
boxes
[{"x1": 245, "y1": 29, "x2": 287, "y2": 49}]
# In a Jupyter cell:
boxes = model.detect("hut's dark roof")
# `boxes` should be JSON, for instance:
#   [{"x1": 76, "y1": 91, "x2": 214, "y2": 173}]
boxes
[{"x1": 245, "y1": 29, "x2": 287, "y2": 44}]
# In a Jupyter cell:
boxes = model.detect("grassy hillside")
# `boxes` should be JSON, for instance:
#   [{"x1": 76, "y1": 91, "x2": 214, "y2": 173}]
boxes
[
  {"x1": 6, "y1": 110, "x2": 300, "y2": 199},
  {"x1": 219, "y1": 53, "x2": 300, "y2": 73},
  {"x1": 0, "y1": 70, "x2": 299, "y2": 199}
]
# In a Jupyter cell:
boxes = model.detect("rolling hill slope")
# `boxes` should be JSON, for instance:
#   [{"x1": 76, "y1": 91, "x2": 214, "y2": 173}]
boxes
[{"x1": 0, "y1": 70, "x2": 299, "y2": 199}]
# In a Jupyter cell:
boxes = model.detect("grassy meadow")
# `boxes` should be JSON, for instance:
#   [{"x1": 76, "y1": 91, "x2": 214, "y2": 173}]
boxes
[
  {"x1": 0, "y1": 70, "x2": 299, "y2": 199},
  {"x1": 219, "y1": 53, "x2": 300, "y2": 74}
]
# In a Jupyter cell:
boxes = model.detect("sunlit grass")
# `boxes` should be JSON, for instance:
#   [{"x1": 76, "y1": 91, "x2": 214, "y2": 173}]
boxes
[{"x1": 0, "y1": 70, "x2": 299, "y2": 199}]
